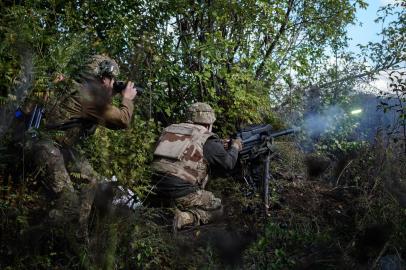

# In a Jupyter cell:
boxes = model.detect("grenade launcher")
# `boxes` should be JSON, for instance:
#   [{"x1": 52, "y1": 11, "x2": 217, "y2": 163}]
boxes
[{"x1": 233, "y1": 124, "x2": 300, "y2": 215}]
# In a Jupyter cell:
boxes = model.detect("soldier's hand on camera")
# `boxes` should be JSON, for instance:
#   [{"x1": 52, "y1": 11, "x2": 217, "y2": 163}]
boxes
[
  {"x1": 231, "y1": 138, "x2": 243, "y2": 152},
  {"x1": 122, "y1": 81, "x2": 137, "y2": 100}
]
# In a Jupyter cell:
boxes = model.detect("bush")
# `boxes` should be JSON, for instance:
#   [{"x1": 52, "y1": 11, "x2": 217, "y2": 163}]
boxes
[{"x1": 83, "y1": 115, "x2": 159, "y2": 199}]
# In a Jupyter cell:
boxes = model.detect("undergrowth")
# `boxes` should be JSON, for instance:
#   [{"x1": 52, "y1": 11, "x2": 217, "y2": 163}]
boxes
[{"x1": 0, "y1": 139, "x2": 405, "y2": 269}]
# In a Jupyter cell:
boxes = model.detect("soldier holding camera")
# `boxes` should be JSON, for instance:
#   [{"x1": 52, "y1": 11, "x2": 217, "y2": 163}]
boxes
[{"x1": 33, "y1": 55, "x2": 137, "y2": 241}]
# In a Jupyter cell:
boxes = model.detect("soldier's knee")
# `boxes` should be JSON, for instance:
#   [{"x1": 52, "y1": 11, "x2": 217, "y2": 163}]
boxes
[{"x1": 51, "y1": 171, "x2": 74, "y2": 194}]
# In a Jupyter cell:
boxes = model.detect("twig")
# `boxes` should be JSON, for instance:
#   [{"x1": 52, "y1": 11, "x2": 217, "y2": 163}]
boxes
[
  {"x1": 371, "y1": 241, "x2": 389, "y2": 270},
  {"x1": 329, "y1": 185, "x2": 362, "y2": 192},
  {"x1": 336, "y1": 160, "x2": 354, "y2": 186}
]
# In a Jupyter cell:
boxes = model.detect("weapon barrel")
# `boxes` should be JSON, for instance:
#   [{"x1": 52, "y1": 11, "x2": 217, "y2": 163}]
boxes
[
  {"x1": 240, "y1": 134, "x2": 262, "y2": 145},
  {"x1": 270, "y1": 126, "x2": 300, "y2": 138}
]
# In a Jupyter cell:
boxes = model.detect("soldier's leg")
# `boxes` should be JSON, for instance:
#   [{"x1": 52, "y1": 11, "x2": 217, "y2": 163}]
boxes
[
  {"x1": 63, "y1": 148, "x2": 99, "y2": 240},
  {"x1": 32, "y1": 140, "x2": 80, "y2": 226},
  {"x1": 63, "y1": 148, "x2": 99, "y2": 182},
  {"x1": 33, "y1": 140, "x2": 74, "y2": 194},
  {"x1": 76, "y1": 182, "x2": 97, "y2": 241},
  {"x1": 174, "y1": 190, "x2": 222, "y2": 229}
]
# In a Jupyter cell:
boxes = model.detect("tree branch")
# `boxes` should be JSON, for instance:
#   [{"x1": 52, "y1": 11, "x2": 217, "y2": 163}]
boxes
[
  {"x1": 255, "y1": 0, "x2": 294, "y2": 80},
  {"x1": 304, "y1": 61, "x2": 403, "y2": 91}
]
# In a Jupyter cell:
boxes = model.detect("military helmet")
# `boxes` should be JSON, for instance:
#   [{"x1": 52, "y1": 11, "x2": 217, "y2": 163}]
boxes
[
  {"x1": 86, "y1": 55, "x2": 119, "y2": 78},
  {"x1": 187, "y1": 102, "x2": 216, "y2": 125}
]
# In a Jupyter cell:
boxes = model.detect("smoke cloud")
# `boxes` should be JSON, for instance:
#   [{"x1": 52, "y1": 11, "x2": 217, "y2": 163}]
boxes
[
  {"x1": 300, "y1": 93, "x2": 403, "y2": 146},
  {"x1": 303, "y1": 105, "x2": 346, "y2": 138}
]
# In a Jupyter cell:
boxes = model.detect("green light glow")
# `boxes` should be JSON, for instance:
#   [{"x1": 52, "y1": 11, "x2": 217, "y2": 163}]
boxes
[{"x1": 351, "y1": 109, "x2": 362, "y2": 115}]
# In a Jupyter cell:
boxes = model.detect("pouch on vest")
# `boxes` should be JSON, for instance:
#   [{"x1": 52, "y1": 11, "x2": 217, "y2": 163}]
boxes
[{"x1": 153, "y1": 125, "x2": 194, "y2": 160}]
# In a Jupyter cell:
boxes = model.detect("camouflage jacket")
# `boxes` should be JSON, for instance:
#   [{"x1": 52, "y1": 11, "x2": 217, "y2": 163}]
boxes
[{"x1": 44, "y1": 76, "x2": 133, "y2": 146}]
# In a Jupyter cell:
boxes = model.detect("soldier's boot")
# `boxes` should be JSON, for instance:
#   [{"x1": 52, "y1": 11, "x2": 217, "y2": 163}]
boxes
[{"x1": 173, "y1": 209, "x2": 195, "y2": 232}]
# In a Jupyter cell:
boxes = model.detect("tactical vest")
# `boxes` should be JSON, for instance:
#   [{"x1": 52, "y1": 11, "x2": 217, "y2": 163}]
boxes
[{"x1": 151, "y1": 123, "x2": 214, "y2": 187}]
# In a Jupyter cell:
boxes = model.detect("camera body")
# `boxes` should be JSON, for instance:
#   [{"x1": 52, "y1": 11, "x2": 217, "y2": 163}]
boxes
[{"x1": 113, "y1": 81, "x2": 144, "y2": 95}]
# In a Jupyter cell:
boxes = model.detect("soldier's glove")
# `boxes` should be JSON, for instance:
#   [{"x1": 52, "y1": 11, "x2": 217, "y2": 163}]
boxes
[{"x1": 231, "y1": 138, "x2": 243, "y2": 152}]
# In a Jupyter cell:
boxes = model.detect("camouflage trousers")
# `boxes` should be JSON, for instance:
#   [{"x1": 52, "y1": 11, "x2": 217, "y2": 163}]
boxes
[
  {"x1": 175, "y1": 189, "x2": 222, "y2": 225},
  {"x1": 33, "y1": 139, "x2": 99, "y2": 236}
]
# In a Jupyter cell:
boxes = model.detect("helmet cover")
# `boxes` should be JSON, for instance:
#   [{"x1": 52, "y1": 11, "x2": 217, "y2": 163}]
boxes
[
  {"x1": 187, "y1": 102, "x2": 216, "y2": 125},
  {"x1": 86, "y1": 55, "x2": 119, "y2": 78}
]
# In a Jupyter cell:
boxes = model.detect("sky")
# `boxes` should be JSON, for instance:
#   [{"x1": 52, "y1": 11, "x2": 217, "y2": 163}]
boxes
[
  {"x1": 346, "y1": 0, "x2": 403, "y2": 93},
  {"x1": 347, "y1": 0, "x2": 399, "y2": 53}
]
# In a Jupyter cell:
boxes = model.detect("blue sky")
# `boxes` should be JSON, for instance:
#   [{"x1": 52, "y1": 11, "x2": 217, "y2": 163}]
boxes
[
  {"x1": 347, "y1": 0, "x2": 400, "y2": 53},
  {"x1": 345, "y1": 0, "x2": 402, "y2": 92}
]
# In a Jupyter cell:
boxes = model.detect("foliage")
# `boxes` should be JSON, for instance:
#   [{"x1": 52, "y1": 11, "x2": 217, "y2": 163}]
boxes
[
  {"x1": 377, "y1": 71, "x2": 406, "y2": 152},
  {"x1": 339, "y1": 140, "x2": 406, "y2": 263},
  {"x1": 117, "y1": 216, "x2": 174, "y2": 269},
  {"x1": 244, "y1": 140, "x2": 406, "y2": 269},
  {"x1": 0, "y1": 0, "x2": 368, "y2": 127},
  {"x1": 244, "y1": 222, "x2": 331, "y2": 269},
  {"x1": 0, "y1": 0, "x2": 373, "y2": 200},
  {"x1": 360, "y1": 2, "x2": 405, "y2": 73},
  {"x1": 1, "y1": 128, "x2": 406, "y2": 269},
  {"x1": 83, "y1": 114, "x2": 158, "y2": 198},
  {"x1": 299, "y1": 101, "x2": 368, "y2": 157},
  {"x1": 1, "y1": 0, "x2": 405, "y2": 269},
  {"x1": 315, "y1": 116, "x2": 369, "y2": 155}
]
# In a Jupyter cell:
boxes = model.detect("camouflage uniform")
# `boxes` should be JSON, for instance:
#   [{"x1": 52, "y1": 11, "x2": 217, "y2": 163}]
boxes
[
  {"x1": 151, "y1": 103, "x2": 241, "y2": 230},
  {"x1": 34, "y1": 55, "x2": 134, "y2": 238},
  {"x1": 175, "y1": 190, "x2": 222, "y2": 225}
]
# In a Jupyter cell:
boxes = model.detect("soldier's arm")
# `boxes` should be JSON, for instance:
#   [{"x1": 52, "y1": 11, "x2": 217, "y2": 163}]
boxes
[
  {"x1": 100, "y1": 98, "x2": 134, "y2": 129},
  {"x1": 203, "y1": 137, "x2": 239, "y2": 171},
  {"x1": 98, "y1": 81, "x2": 136, "y2": 129}
]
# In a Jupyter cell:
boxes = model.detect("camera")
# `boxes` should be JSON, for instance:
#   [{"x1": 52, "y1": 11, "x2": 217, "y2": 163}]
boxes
[{"x1": 113, "y1": 81, "x2": 144, "y2": 95}]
